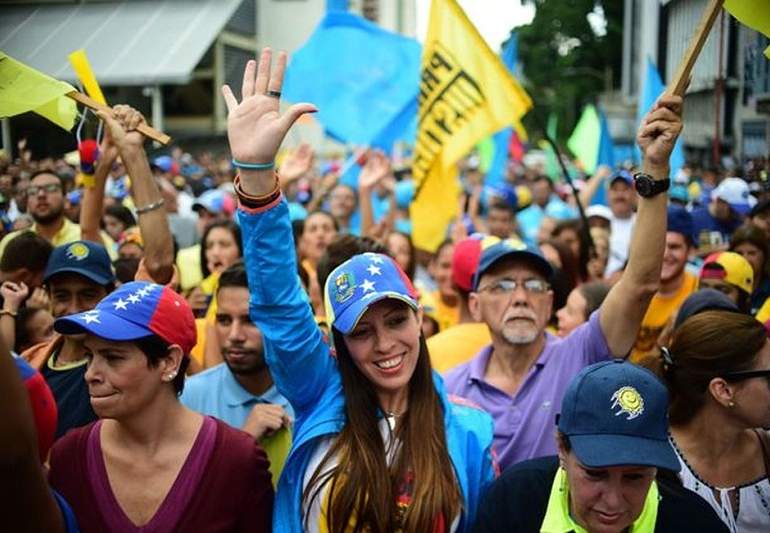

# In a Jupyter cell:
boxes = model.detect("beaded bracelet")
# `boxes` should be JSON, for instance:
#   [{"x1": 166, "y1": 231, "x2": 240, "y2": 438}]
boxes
[{"x1": 232, "y1": 158, "x2": 274, "y2": 170}]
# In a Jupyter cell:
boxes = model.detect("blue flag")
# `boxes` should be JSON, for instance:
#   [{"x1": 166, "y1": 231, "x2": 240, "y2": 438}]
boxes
[
  {"x1": 282, "y1": 12, "x2": 420, "y2": 150},
  {"x1": 637, "y1": 57, "x2": 685, "y2": 176},
  {"x1": 592, "y1": 107, "x2": 615, "y2": 205},
  {"x1": 326, "y1": 0, "x2": 348, "y2": 11},
  {"x1": 485, "y1": 33, "x2": 520, "y2": 185}
]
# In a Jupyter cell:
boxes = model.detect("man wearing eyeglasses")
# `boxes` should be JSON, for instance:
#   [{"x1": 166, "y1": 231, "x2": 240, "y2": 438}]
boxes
[
  {"x1": 445, "y1": 94, "x2": 685, "y2": 471},
  {"x1": 0, "y1": 171, "x2": 115, "y2": 261}
]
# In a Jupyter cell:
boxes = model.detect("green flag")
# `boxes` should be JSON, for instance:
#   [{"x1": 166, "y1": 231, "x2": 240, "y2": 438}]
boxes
[{"x1": 567, "y1": 104, "x2": 601, "y2": 174}]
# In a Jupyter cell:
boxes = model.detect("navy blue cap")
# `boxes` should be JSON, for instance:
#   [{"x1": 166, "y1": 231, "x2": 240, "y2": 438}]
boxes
[
  {"x1": 44, "y1": 241, "x2": 114, "y2": 286},
  {"x1": 558, "y1": 359, "x2": 680, "y2": 471},
  {"x1": 667, "y1": 205, "x2": 694, "y2": 243},
  {"x1": 473, "y1": 238, "x2": 553, "y2": 290},
  {"x1": 610, "y1": 169, "x2": 634, "y2": 186},
  {"x1": 674, "y1": 288, "x2": 739, "y2": 329}
]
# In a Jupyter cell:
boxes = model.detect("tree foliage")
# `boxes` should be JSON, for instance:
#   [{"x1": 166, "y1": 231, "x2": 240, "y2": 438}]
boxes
[{"x1": 513, "y1": 0, "x2": 623, "y2": 141}]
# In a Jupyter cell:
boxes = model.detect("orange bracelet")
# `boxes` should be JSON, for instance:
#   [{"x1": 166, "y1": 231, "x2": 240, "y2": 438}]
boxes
[{"x1": 234, "y1": 172, "x2": 281, "y2": 208}]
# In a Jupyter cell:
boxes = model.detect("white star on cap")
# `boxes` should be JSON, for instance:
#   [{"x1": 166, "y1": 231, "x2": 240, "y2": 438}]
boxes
[
  {"x1": 81, "y1": 312, "x2": 100, "y2": 324},
  {"x1": 360, "y1": 279, "x2": 376, "y2": 293},
  {"x1": 366, "y1": 264, "x2": 382, "y2": 276},
  {"x1": 127, "y1": 293, "x2": 140, "y2": 304},
  {"x1": 369, "y1": 255, "x2": 384, "y2": 265},
  {"x1": 113, "y1": 298, "x2": 128, "y2": 311}
]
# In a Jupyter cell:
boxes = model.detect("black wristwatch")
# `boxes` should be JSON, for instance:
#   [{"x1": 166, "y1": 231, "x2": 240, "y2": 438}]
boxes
[{"x1": 633, "y1": 172, "x2": 670, "y2": 198}]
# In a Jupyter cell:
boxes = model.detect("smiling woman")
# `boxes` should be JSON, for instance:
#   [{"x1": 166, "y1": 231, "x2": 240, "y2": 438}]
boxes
[{"x1": 228, "y1": 48, "x2": 496, "y2": 533}]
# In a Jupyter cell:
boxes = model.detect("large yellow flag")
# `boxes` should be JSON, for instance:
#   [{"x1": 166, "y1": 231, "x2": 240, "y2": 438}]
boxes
[
  {"x1": 410, "y1": 0, "x2": 533, "y2": 252},
  {"x1": 0, "y1": 51, "x2": 77, "y2": 131},
  {"x1": 724, "y1": 1, "x2": 770, "y2": 58}
]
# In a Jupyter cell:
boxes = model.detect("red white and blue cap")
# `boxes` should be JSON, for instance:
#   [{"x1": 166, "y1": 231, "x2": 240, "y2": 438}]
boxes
[
  {"x1": 54, "y1": 281, "x2": 196, "y2": 354},
  {"x1": 324, "y1": 252, "x2": 419, "y2": 335}
]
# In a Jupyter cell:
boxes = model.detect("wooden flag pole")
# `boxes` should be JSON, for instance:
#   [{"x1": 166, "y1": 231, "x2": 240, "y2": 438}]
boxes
[
  {"x1": 66, "y1": 91, "x2": 172, "y2": 145},
  {"x1": 666, "y1": 0, "x2": 725, "y2": 96}
]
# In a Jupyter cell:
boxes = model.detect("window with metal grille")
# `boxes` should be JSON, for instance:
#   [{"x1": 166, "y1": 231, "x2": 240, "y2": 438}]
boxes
[
  {"x1": 224, "y1": 44, "x2": 254, "y2": 100},
  {"x1": 226, "y1": 0, "x2": 256, "y2": 36}
]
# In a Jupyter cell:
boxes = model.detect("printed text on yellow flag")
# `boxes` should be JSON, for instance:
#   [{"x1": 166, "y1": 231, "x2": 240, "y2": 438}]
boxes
[{"x1": 410, "y1": 0, "x2": 532, "y2": 252}]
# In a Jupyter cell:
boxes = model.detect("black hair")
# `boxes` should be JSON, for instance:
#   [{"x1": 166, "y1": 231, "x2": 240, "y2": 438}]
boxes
[
  {"x1": 0, "y1": 231, "x2": 53, "y2": 273},
  {"x1": 199, "y1": 220, "x2": 243, "y2": 278},
  {"x1": 218, "y1": 260, "x2": 248, "y2": 290},
  {"x1": 532, "y1": 175, "x2": 554, "y2": 189},
  {"x1": 303, "y1": 210, "x2": 341, "y2": 234},
  {"x1": 104, "y1": 204, "x2": 137, "y2": 230},
  {"x1": 113, "y1": 257, "x2": 140, "y2": 284},
  {"x1": 13, "y1": 307, "x2": 46, "y2": 353},
  {"x1": 316, "y1": 234, "x2": 391, "y2": 291},
  {"x1": 28, "y1": 170, "x2": 67, "y2": 193},
  {"x1": 134, "y1": 334, "x2": 189, "y2": 395}
]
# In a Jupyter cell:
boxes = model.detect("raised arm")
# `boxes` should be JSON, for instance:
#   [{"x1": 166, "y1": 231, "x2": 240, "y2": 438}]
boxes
[
  {"x1": 578, "y1": 164, "x2": 612, "y2": 208},
  {"x1": 80, "y1": 138, "x2": 118, "y2": 243},
  {"x1": 97, "y1": 106, "x2": 175, "y2": 284},
  {"x1": 599, "y1": 95, "x2": 683, "y2": 355},
  {"x1": 224, "y1": 49, "x2": 334, "y2": 411},
  {"x1": 358, "y1": 150, "x2": 391, "y2": 238}
]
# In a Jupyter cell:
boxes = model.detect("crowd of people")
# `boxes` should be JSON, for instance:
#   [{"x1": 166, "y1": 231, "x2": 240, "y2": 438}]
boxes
[{"x1": 2, "y1": 47, "x2": 770, "y2": 532}]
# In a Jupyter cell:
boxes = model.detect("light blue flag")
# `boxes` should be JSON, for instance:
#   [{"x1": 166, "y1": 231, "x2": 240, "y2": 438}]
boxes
[
  {"x1": 592, "y1": 106, "x2": 615, "y2": 206},
  {"x1": 637, "y1": 57, "x2": 685, "y2": 176},
  {"x1": 282, "y1": 12, "x2": 421, "y2": 150},
  {"x1": 326, "y1": 0, "x2": 348, "y2": 11},
  {"x1": 485, "y1": 33, "x2": 520, "y2": 185}
]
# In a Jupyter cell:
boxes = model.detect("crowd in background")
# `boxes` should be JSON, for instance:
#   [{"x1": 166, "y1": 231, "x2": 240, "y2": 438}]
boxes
[{"x1": 1, "y1": 61, "x2": 770, "y2": 532}]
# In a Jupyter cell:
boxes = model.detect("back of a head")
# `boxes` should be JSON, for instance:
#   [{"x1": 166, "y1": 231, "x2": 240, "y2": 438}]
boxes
[
  {"x1": 579, "y1": 281, "x2": 610, "y2": 318},
  {"x1": 316, "y1": 234, "x2": 390, "y2": 291},
  {"x1": 218, "y1": 260, "x2": 248, "y2": 290},
  {"x1": 0, "y1": 231, "x2": 53, "y2": 275},
  {"x1": 642, "y1": 310, "x2": 766, "y2": 425}
]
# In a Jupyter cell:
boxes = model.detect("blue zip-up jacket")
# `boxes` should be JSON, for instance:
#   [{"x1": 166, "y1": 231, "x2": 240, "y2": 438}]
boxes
[{"x1": 239, "y1": 198, "x2": 496, "y2": 532}]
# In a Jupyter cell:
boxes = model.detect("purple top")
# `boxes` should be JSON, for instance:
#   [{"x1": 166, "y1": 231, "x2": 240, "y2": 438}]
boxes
[
  {"x1": 444, "y1": 311, "x2": 610, "y2": 471},
  {"x1": 86, "y1": 416, "x2": 217, "y2": 532}
]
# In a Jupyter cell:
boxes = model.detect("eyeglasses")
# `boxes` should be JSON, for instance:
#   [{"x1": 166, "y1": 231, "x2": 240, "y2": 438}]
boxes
[
  {"x1": 27, "y1": 184, "x2": 62, "y2": 196},
  {"x1": 722, "y1": 369, "x2": 770, "y2": 382},
  {"x1": 477, "y1": 278, "x2": 550, "y2": 296}
]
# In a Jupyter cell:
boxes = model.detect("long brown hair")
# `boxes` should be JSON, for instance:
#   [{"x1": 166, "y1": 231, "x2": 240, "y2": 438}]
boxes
[
  {"x1": 302, "y1": 309, "x2": 462, "y2": 532},
  {"x1": 641, "y1": 310, "x2": 766, "y2": 425}
]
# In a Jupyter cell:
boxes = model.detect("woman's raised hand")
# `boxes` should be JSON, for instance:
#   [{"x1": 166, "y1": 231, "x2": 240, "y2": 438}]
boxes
[{"x1": 222, "y1": 48, "x2": 316, "y2": 192}]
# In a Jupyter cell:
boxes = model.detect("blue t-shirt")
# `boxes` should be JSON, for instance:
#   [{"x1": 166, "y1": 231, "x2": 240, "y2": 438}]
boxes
[{"x1": 690, "y1": 206, "x2": 741, "y2": 250}]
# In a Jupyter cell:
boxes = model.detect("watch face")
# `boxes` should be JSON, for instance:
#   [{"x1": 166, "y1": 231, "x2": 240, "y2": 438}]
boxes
[{"x1": 635, "y1": 177, "x2": 652, "y2": 197}]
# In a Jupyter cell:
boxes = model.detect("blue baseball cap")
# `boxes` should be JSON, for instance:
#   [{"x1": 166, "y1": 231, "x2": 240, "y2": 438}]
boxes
[
  {"x1": 192, "y1": 189, "x2": 235, "y2": 216},
  {"x1": 55, "y1": 281, "x2": 196, "y2": 354},
  {"x1": 558, "y1": 359, "x2": 680, "y2": 471},
  {"x1": 44, "y1": 241, "x2": 114, "y2": 286},
  {"x1": 667, "y1": 205, "x2": 694, "y2": 243},
  {"x1": 324, "y1": 252, "x2": 419, "y2": 335},
  {"x1": 472, "y1": 238, "x2": 553, "y2": 290},
  {"x1": 610, "y1": 169, "x2": 634, "y2": 186}
]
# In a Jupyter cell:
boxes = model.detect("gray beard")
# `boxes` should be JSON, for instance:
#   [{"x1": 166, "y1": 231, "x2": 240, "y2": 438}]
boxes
[{"x1": 502, "y1": 328, "x2": 539, "y2": 345}]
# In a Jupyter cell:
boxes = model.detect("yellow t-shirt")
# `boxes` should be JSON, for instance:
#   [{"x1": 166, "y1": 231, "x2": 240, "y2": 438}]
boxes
[
  {"x1": 0, "y1": 219, "x2": 117, "y2": 260},
  {"x1": 428, "y1": 322, "x2": 491, "y2": 374},
  {"x1": 431, "y1": 290, "x2": 460, "y2": 332},
  {"x1": 631, "y1": 272, "x2": 698, "y2": 361},
  {"x1": 176, "y1": 244, "x2": 202, "y2": 293},
  {"x1": 756, "y1": 297, "x2": 770, "y2": 324}
]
